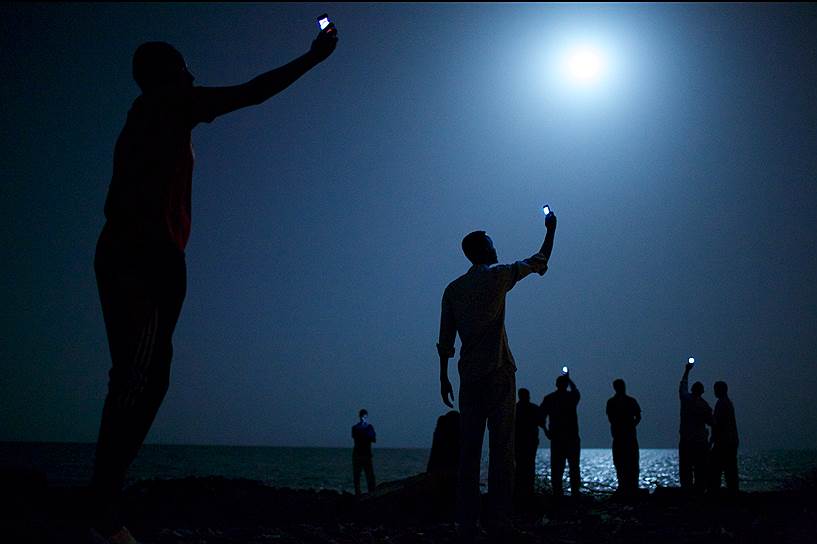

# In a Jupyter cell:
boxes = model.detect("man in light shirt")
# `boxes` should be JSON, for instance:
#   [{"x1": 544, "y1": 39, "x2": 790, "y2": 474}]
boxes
[{"x1": 437, "y1": 211, "x2": 557, "y2": 542}]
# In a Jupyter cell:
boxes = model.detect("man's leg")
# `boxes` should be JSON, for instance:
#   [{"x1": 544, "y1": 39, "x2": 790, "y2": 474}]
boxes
[
  {"x1": 709, "y1": 444, "x2": 723, "y2": 492},
  {"x1": 457, "y1": 382, "x2": 488, "y2": 541},
  {"x1": 550, "y1": 444, "x2": 566, "y2": 497},
  {"x1": 678, "y1": 442, "x2": 692, "y2": 489},
  {"x1": 515, "y1": 444, "x2": 537, "y2": 500},
  {"x1": 725, "y1": 445, "x2": 739, "y2": 493},
  {"x1": 692, "y1": 443, "x2": 709, "y2": 494},
  {"x1": 91, "y1": 246, "x2": 185, "y2": 534},
  {"x1": 485, "y1": 368, "x2": 515, "y2": 536},
  {"x1": 628, "y1": 438, "x2": 640, "y2": 491},
  {"x1": 364, "y1": 457, "x2": 376, "y2": 493},
  {"x1": 567, "y1": 439, "x2": 581, "y2": 496},
  {"x1": 612, "y1": 438, "x2": 624, "y2": 491},
  {"x1": 353, "y1": 456, "x2": 362, "y2": 496}
]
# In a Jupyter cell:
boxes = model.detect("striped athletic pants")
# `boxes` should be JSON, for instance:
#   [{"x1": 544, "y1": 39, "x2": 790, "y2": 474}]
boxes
[{"x1": 90, "y1": 236, "x2": 186, "y2": 530}]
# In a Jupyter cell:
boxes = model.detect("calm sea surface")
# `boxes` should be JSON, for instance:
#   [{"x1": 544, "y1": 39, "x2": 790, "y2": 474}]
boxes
[{"x1": 2, "y1": 443, "x2": 816, "y2": 494}]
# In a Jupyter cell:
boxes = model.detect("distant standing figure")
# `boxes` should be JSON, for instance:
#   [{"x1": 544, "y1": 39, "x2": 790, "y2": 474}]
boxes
[
  {"x1": 90, "y1": 25, "x2": 337, "y2": 544},
  {"x1": 710, "y1": 381, "x2": 739, "y2": 493},
  {"x1": 540, "y1": 372, "x2": 581, "y2": 497},
  {"x1": 606, "y1": 379, "x2": 641, "y2": 494},
  {"x1": 678, "y1": 363, "x2": 713, "y2": 492},
  {"x1": 514, "y1": 388, "x2": 542, "y2": 503},
  {"x1": 437, "y1": 215, "x2": 556, "y2": 542},
  {"x1": 352, "y1": 409, "x2": 377, "y2": 495}
]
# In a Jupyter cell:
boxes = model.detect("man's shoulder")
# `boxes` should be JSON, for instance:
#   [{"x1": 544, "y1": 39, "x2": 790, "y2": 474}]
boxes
[{"x1": 444, "y1": 270, "x2": 475, "y2": 294}]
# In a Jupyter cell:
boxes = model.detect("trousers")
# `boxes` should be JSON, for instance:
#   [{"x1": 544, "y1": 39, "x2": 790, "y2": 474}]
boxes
[
  {"x1": 457, "y1": 365, "x2": 516, "y2": 536},
  {"x1": 91, "y1": 235, "x2": 186, "y2": 531},
  {"x1": 353, "y1": 454, "x2": 376, "y2": 495}
]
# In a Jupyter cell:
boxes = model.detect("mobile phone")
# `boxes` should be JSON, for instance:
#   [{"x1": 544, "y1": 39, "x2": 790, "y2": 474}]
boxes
[
  {"x1": 543, "y1": 205, "x2": 551, "y2": 216},
  {"x1": 562, "y1": 365, "x2": 568, "y2": 374},
  {"x1": 316, "y1": 13, "x2": 333, "y2": 32},
  {"x1": 688, "y1": 357, "x2": 695, "y2": 365}
]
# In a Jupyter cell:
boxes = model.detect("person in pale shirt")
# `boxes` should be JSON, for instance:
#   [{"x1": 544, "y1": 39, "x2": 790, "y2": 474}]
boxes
[{"x1": 437, "y1": 211, "x2": 557, "y2": 543}]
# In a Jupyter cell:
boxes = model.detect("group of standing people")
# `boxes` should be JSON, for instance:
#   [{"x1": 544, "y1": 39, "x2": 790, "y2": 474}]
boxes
[
  {"x1": 679, "y1": 362, "x2": 740, "y2": 494},
  {"x1": 435, "y1": 219, "x2": 739, "y2": 543},
  {"x1": 514, "y1": 376, "x2": 641, "y2": 502}
]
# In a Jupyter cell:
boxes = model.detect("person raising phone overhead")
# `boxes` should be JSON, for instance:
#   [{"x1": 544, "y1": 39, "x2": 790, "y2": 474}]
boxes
[{"x1": 90, "y1": 20, "x2": 337, "y2": 544}]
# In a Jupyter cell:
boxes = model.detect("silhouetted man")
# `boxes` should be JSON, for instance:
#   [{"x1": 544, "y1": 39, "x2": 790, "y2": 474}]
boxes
[
  {"x1": 606, "y1": 379, "x2": 641, "y2": 494},
  {"x1": 90, "y1": 25, "x2": 337, "y2": 544},
  {"x1": 540, "y1": 373, "x2": 581, "y2": 497},
  {"x1": 437, "y1": 214, "x2": 556, "y2": 543},
  {"x1": 514, "y1": 388, "x2": 542, "y2": 504},
  {"x1": 352, "y1": 409, "x2": 377, "y2": 495},
  {"x1": 678, "y1": 363, "x2": 713, "y2": 492},
  {"x1": 710, "y1": 381, "x2": 739, "y2": 494}
]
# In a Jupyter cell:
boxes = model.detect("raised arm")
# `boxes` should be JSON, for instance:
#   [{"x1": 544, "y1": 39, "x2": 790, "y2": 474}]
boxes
[
  {"x1": 564, "y1": 373, "x2": 580, "y2": 403},
  {"x1": 191, "y1": 28, "x2": 337, "y2": 124},
  {"x1": 529, "y1": 211, "x2": 557, "y2": 276},
  {"x1": 679, "y1": 363, "x2": 693, "y2": 399},
  {"x1": 539, "y1": 211, "x2": 558, "y2": 262}
]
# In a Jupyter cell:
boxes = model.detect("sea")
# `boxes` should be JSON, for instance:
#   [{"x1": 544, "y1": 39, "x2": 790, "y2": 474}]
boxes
[{"x1": 2, "y1": 443, "x2": 816, "y2": 494}]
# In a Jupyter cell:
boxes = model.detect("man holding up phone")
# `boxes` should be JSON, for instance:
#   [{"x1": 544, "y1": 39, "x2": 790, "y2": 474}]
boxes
[
  {"x1": 90, "y1": 20, "x2": 337, "y2": 544},
  {"x1": 437, "y1": 210, "x2": 557, "y2": 542}
]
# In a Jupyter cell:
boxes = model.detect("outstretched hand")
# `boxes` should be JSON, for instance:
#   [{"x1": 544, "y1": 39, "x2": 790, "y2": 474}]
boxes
[
  {"x1": 685, "y1": 362, "x2": 694, "y2": 373},
  {"x1": 440, "y1": 377, "x2": 455, "y2": 408},
  {"x1": 310, "y1": 25, "x2": 338, "y2": 62},
  {"x1": 545, "y1": 210, "x2": 557, "y2": 230}
]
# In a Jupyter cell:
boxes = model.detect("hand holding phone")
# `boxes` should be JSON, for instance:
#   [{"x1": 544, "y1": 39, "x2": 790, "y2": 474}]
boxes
[
  {"x1": 310, "y1": 14, "x2": 338, "y2": 62},
  {"x1": 543, "y1": 204, "x2": 557, "y2": 230},
  {"x1": 316, "y1": 13, "x2": 337, "y2": 35}
]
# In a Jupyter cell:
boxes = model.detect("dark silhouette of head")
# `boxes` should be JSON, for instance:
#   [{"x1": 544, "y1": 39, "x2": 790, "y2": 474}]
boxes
[
  {"x1": 714, "y1": 381, "x2": 728, "y2": 399},
  {"x1": 555, "y1": 375, "x2": 569, "y2": 391},
  {"x1": 613, "y1": 379, "x2": 626, "y2": 395},
  {"x1": 691, "y1": 381, "x2": 704, "y2": 397},
  {"x1": 461, "y1": 231, "x2": 498, "y2": 266},
  {"x1": 518, "y1": 388, "x2": 530, "y2": 402},
  {"x1": 358, "y1": 408, "x2": 368, "y2": 419},
  {"x1": 133, "y1": 42, "x2": 194, "y2": 93}
]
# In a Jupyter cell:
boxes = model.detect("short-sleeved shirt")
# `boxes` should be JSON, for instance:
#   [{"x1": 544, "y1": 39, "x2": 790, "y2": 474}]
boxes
[
  {"x1": 437, "y1": 260, "x2": 538, "y2": 384},
  {"x1": 101, "y1": 87, "x2": 218, "y2": 253},
  {"x1": 713, "y1": 398, "x2": 739, "y2": 447},
  {"x1": 679, "y1": 377, "x2": 713, "y2": 443},
  {"x1": 352, "y1": 422, "x2": 376, "y2": 458},
  {"x1": 540, "y1": 389, "x2": 581, "y2": 442},
  {"x1": 606, "y1": 394, "x2": 641, "y2": 439},
  {"x1": 515, "y1": 400, "x2": 542, "y2": 448}
]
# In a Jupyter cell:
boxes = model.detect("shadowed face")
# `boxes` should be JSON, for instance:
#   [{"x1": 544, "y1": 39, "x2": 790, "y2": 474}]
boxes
[
  {"x1": 133, "y1": 42, "x2": 195, "y2": 93},
  {"x1": 481, "y1": 236, "x2": 498, "y2": 265}
]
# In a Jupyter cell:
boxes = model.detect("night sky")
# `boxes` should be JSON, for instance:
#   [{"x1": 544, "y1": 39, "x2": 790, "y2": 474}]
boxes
[{"x1": 2, "y1": 3, "x2": 816, "y2": 450}]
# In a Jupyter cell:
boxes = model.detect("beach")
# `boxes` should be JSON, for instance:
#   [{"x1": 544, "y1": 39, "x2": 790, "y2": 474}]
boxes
[{"x1": 4, "y1": 466, "x2": 817, "y2": 543}]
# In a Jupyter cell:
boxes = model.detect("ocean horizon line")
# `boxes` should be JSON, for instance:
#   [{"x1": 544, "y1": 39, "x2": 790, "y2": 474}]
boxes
[{"x1": 3, "y1": 440, "x2": 816, "y2": 453}]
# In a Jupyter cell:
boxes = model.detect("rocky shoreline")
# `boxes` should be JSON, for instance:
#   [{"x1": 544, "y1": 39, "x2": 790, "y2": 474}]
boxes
[{"x1": 3, "y1": 469, "x2": 816, "y2": 543}]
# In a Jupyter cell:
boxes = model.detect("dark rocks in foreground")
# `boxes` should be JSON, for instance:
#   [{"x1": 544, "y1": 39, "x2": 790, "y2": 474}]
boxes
[{"x1": 2, "y1": 469, "x2": 817, "y2": 543}]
